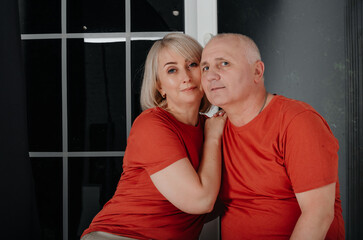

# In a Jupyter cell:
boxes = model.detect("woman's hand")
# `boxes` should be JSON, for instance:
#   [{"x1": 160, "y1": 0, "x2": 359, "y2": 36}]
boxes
[{"x1": 204, "y1": 110, "x2": 227, "y2": 140}]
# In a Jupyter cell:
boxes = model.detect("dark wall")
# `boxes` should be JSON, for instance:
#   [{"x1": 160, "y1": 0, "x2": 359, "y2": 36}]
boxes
[{"x1": 218, "y1": 0, "x2": 347, "y2": 227}]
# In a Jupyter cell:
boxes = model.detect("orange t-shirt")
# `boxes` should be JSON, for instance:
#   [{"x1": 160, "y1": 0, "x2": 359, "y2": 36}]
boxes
[
  {"x1": 82, "y1": 107, "x2": 206, "y2": 240},
  {"x1": 220, "y1": 95, "x2": 345, "y2": 239}
]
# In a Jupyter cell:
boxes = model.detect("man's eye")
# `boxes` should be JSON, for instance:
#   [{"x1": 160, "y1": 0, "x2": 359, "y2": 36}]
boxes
[
  {"x1": 189, "y1": 62, "x2": 198, "y2": 68},
  {"x1": 202, "y1": 66, "x2": 209, "y2": 72},
  {"x1": 221, "y1": 61, "x2": 229, "y2": 66},
  {"x1": 168, "y1": 69, "x2": 176, "y2": 74}
]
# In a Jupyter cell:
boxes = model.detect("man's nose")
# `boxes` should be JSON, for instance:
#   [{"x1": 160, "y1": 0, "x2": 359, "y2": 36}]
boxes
[{"x1": 204, "y1": 68, "x2": 220, "y2": 82}]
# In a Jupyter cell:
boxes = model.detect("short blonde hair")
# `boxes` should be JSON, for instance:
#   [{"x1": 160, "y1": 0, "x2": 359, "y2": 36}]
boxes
[
  {"x1": 210, "y1": 33, "x2": 261, "y2": 64},
  {"x1": 140, "y1": 33, "x2": 211, "y2": 112}
]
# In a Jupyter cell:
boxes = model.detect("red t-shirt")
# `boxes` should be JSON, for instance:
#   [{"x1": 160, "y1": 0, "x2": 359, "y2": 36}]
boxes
[
  {"x1": 220, "y1": 95, "x2": 345, "y2": 239},
  {"x1": 82, "y1": 107, "x2": 206, "y2": 240}
]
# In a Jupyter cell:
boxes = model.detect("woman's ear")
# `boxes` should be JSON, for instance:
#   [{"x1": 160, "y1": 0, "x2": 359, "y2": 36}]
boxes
[
  {"x1": 156, "y1": 81, "x2": 166, "y2": 98},
  {"x1": 157, "y1": 87, "x2": 166, "y2": 99}
]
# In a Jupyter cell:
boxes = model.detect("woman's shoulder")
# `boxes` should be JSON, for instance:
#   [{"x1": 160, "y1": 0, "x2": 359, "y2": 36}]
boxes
[
  {"x1": 135, "y1": 107, "x2": 166, "y2": 122},
  {"x1": 131, "y1": 107, "x2": 174, "y2": 133}
]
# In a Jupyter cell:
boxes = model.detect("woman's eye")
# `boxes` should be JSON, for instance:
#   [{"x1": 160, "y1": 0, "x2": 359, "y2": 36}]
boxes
[
  {"x1": 221, "y1": 61, "x2": 229, "y2": 66},
  {"x1": 167, "y1": 68, "x2": 176, "y2": 74},
  {"x1": 189, "y1": 62, "x2": 198, "y2": 68}
]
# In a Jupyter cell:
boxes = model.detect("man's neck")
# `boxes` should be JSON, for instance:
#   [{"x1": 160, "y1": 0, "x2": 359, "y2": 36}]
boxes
[{"x1": 226, "y1": 91, "x2": 272, "y2": 127}]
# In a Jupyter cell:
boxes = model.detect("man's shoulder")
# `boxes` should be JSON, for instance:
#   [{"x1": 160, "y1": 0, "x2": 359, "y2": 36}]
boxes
[
  {"x1": 274, "y1": 95, "x2": 317, "y2": 115},
  {"x1": 270, "y1": 95, "x2": 324, "y2": 128}
]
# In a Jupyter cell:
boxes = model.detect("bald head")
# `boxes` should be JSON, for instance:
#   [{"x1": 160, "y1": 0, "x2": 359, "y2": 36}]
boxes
[
  {"x1": 201, "y1": 33, "x2": 267, "y2": 125},
  {"x1": 206, "y1": 33, "x2": 261, "y2": 65}
]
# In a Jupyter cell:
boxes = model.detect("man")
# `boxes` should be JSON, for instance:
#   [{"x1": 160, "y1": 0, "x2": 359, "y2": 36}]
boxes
[{"x1": 200, "y1": 33, "x2": 345, "y2": 239}]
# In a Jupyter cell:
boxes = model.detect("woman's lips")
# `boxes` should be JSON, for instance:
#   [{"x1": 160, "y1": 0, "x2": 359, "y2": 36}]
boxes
[{"x1": 181, "y1": 86, "x2": 197, "y2": 92}]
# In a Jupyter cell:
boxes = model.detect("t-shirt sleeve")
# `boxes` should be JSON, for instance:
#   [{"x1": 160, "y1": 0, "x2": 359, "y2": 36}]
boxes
[
  {"x1": 126, "y1": 112, "x2": 188, "y2": 175},
  {"x1": 283, "y1": 110, "x2": 339, "y2": 193}
]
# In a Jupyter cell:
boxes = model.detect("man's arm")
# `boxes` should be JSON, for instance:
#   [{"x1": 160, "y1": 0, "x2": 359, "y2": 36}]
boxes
[{"x1": 290, "y1": 182, "x2": 335, "y2": 240}]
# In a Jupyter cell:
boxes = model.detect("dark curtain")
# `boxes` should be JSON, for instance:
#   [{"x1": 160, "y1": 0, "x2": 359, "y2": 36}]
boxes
[
  {"x1": 346, "y1": 0, "x2": 363, "y2": 238},
  {"x1": 0, "y1": 0, "x2": 40, "y2": 239}
]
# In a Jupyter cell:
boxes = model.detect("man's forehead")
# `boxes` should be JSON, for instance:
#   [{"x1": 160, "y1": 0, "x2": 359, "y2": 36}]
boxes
[
  {"x1": 205, "y1": 37, "x2": 238, "y2": 51},
  {"x1": 202, "y1": 45, "x2": 234, "y2": 62},
  {"x1": 208, "y1": 35, "x2": 238, "y2": 46}
]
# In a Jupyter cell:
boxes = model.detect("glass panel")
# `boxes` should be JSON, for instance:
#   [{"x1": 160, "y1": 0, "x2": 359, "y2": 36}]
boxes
[
  {"x1": 68, "y1": 157, "x2": 124, "y2": 239},
  {"x1": 22, "y1": 40, "x2": 62, "y2": 152},
  {"x1": 131, "y1": 0, "x2": 184, "y2": 32},
  {"x1": 31, "y1": 158, "x2": 63, "y2": 240},
  {"x1": 131, "y1": 40, "x2": 156, "y2": 121},
  {"x1": 67, "y1": 0, "x2": 125, "y2": 33},
  {"x1": 18, "y1": 0, "x2": 61, "y2": 34},
  {"x1": 67, "y1": 39, "x2": 127, "y2": 151}
]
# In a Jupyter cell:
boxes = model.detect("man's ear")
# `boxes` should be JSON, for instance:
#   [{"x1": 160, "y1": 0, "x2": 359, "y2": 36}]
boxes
[{"x1": 254, "y1": 60, "x2": 265, "y2": 83}]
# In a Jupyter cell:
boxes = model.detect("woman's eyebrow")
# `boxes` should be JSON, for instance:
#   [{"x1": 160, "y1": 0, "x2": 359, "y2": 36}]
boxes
[{"x1": 163, "y1": 62, "x2": 177, "y2": 67}]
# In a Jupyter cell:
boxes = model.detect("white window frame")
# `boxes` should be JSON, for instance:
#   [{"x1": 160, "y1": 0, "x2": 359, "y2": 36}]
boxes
[{"x1": 185, "y1": 0, "x2": 218, "y2": 46}]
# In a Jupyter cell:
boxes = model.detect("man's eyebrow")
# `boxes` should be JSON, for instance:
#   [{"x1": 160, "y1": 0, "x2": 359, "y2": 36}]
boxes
[
  {"x1": 215, "y1": 57, "x2": 226, "y2": 61},
  {"x1": 200, "y1": 61, "x2": 208, "y2": 67},
  {"x1": 200, "y1": 57, "x2": 226, "y2": 66}
]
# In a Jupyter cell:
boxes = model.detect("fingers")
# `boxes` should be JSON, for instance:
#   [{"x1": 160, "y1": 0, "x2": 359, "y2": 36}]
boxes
[{"x1": 213, "y1": 109, "x2": 226, "y2": 117}]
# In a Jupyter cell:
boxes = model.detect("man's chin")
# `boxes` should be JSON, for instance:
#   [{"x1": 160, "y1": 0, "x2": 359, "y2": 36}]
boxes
[{"x1": 210, "y1": 100, "x2": 225, "y2": 109}]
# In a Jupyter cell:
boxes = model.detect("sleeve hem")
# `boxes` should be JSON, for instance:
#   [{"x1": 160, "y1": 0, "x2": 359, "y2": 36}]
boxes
[
  {"x1": 293, "y1": 178, "x2": 337, "y2": 193},
  {"x1": 146, "y1": 154, "x2": 188, "y2": 175}
]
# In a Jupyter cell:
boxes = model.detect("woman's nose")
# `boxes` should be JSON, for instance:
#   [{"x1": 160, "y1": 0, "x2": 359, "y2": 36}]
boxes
[{"x1": 182, "y1": 69, "x2": 192, "y2": 83}]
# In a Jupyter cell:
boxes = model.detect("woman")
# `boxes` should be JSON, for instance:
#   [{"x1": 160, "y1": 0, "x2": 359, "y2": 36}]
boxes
[{"x1": 81, "y1": 33, "x2": 226, "y2": 240}]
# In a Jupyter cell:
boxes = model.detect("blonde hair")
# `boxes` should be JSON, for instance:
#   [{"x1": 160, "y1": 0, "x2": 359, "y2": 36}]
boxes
[
  {"x1": 210, "y1": 33, "x2": 261, "y2": 64},
  {"x1": 140, "y1": 33, "x2": 211, "y2": 112}
]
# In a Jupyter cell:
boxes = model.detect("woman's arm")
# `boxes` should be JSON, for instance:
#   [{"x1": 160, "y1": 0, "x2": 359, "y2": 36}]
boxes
[{"x1": 150, "y1": 113, "x2": 226, "y2": 214}]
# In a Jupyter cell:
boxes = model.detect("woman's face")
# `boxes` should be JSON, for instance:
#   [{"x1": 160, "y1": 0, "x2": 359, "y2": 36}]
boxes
[{"x1": 157, "y1": 47, "x2": 203, "y2": 111}]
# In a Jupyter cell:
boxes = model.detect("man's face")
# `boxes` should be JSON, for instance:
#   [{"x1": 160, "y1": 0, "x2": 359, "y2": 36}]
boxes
[{"x1": 200, "y1": 37, "x2": 256, "y2": 109}]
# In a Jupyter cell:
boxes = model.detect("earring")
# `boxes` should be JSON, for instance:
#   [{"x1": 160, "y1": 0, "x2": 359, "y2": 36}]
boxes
[{"x1": 162, "y1": 93, "x2": 166, "y2": 99}]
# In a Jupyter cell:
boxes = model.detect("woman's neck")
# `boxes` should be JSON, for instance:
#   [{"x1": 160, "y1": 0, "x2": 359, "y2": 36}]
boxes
[{"x1": 166, "y1": 104, "x2": 200, "y2": 126}]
